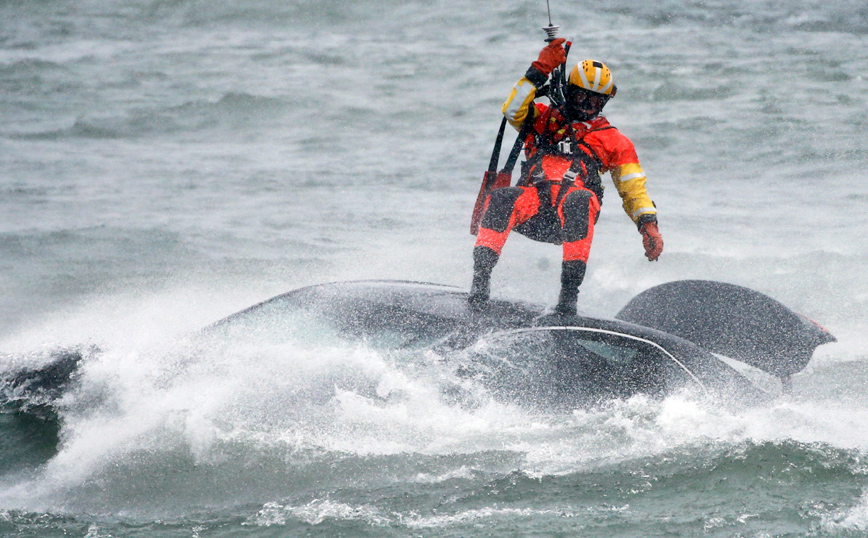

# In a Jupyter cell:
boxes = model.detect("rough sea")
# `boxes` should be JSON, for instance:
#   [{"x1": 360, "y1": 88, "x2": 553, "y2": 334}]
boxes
[{"x1": 2, "y1": 0, "x2": 868, "y2": 536}]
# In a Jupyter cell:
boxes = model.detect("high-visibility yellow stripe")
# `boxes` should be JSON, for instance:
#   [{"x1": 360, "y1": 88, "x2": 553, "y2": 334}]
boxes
[
  {"x1": 612, "y1": 163, "x2": 655, "y2": 223},
  {"x1": 618, "y1": 172, "x2": 646, "y2": 183},
  {"x1": 611, "y1": 163, "x2": 644, "y2": 183},
  {"x1": 502, "y1": 78, "x2": 537, "y2": 125}
]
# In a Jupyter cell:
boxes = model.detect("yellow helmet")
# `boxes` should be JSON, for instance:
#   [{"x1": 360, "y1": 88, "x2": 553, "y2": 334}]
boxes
[{"x1": 568, "y1": 59, "x2": 617, "y2": 97}]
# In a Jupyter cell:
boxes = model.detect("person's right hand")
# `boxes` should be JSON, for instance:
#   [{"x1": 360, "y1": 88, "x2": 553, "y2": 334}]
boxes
[{"x1": 531, "y1": 38, "x2": 566, "y2": 76}]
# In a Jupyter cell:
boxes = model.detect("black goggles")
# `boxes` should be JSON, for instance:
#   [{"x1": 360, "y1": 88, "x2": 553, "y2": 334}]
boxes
[{"x1": 568, "y1": 87, "x2": 613, "y2": 109}]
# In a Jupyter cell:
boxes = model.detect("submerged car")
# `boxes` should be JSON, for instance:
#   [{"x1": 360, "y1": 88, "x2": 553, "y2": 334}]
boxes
[
  {"x1": 2, "y1": 279, "x2": 837, "y2": 416},
  {"x1": 206, "y1": 279, "x2": 836, "y2": 408}
]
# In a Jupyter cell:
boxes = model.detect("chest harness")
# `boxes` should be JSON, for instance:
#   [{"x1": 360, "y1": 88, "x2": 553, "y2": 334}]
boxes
[
  {"x1": 471, "y1": 107, "x2": 615, "y2": 243},
  {"x1": 517, "y1": 107, "x2": 613, "y2": 208}
]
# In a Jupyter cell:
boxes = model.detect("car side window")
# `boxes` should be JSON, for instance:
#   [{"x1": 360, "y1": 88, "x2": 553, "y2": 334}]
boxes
[{"x1": 464, "y1": 328, "x2": 700, "y2": 409}]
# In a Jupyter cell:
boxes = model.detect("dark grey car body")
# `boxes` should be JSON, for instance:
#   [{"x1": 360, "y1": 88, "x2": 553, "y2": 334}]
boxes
[{"x1": 209, "y1": 279, "x2": 835, "y2": 408}]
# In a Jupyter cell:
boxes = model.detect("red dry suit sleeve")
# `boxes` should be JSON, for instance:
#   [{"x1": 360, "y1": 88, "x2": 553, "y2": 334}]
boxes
[{"x1": 585, "y1": 127, "x2": 657, "y2": 225}]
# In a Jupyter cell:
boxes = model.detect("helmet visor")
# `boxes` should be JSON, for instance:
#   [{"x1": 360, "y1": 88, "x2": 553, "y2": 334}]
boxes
[{"x1": 567, "y1": 87, "x2": 610, "y2": 116}]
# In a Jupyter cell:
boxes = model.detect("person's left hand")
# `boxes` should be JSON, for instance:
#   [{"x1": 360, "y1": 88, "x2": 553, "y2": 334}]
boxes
[{"x1": 639, "y1": 221, "x2": 664, "y2": 261}]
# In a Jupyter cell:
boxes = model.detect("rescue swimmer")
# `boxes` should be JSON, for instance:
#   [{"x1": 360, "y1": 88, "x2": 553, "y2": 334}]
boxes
[{"x1": 469, "y1": 38, "x2": 664, "y2": 316}]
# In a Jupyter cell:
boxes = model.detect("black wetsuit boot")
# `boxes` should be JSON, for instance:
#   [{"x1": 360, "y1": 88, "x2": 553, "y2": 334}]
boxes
[
  {"x1": 468, "y1": 246, "x2": 499, "y2": 308},
  {"x1": 554, "y1": 260, "x2": 586, "y2": 316}
]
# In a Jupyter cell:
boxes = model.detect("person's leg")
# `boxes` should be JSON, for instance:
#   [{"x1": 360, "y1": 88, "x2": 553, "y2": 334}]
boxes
[
  {"x1": 556, "y1": 188, "x2": 600, "y2": 315},
  {"x1": 469, "y1": 245, "x2": 499, "y2": 306},
  {"x1": 470, "y1": 186, "x2": 540, "y2": 306}
]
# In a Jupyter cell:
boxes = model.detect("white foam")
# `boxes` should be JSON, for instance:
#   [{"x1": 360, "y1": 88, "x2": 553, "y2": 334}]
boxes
[
  {"x1": 822, "y1": 489, "x2": 868, "y2": 532},
  {"x1": 247, "y1": 500, "x2": 390, "y2": 527},
  {"x1": 412, "y1": 466, "x2": 475, "y2": 484},
  {"x1": 5, "y1": 332, "x2": 868, "y2": 511}
]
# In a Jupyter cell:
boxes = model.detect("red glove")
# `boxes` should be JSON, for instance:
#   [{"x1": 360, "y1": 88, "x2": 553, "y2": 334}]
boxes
[
  {"x1": 531, "y1": 38, "x2": 566, "y2": 76},
  {"x1": 639, "y1": 222, "x2": 664, "y2": 261}
]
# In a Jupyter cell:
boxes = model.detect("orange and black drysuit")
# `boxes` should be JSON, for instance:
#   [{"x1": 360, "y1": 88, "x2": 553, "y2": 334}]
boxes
[{"x1": 471, "y1": 67, "x2": 658, "y2": 312}]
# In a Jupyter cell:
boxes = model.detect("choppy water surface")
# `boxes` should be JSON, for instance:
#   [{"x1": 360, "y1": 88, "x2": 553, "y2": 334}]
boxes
[{"x1": 2, "y1": 0, "x2": 868, "y2": 536}]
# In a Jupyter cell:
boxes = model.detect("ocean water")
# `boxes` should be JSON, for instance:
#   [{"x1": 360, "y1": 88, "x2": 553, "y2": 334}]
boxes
[{"x1": 2, "y1": 0, "x2": 868, "y2": 536}]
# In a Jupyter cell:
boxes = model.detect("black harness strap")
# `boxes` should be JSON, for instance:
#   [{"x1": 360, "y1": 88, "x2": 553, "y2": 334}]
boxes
[
  {"x1": 501, "y1": 116, "x2": 534, "y2": 176},
  {"x1": 508, "y1": 109, "x2": 617, "y2": 245},
  {"x1": 526, "y1": 123, "x2": 613, "y2": 211},
  {"x1": 487, "y1": 117, "x2": 507, "y2": 174},
  {"x1": 556, "y1": 137, "x2": 607, "y2": 206}
]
